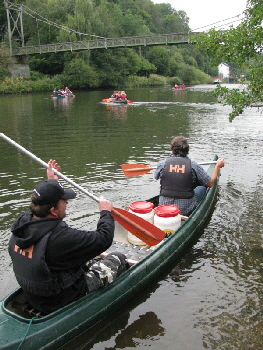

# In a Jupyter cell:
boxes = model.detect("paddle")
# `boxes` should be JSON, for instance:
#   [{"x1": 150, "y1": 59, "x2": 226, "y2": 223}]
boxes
[
  {"x1": 0, "y1": 133, "x2": 165, "y2": 246},
  {"x1": 122, "y1": 161, "x2": 217, "y2": 177}
]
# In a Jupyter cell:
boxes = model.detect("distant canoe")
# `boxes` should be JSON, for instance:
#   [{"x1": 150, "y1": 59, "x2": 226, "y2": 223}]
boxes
[
  {"x1": 51, "y1": 93, "x2": 75, "y2": 98},
  {"x1": 213, "y1": 79, "x2": 221, "y2": 84},
  {"x1": 101, "y1": 98, "x2": 133, "y2": 104},
  {"x1": 172, "y1": 87, "x2": 187, "y2": 91}
]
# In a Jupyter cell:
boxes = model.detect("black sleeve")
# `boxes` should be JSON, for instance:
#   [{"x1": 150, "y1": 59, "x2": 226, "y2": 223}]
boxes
[{"x1": 46, "y1": 211, "x2": 115, "y2": 270}]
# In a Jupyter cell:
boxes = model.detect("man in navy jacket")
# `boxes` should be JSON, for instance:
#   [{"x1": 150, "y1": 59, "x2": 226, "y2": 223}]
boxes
[{"x1": 9, "y1": 159, "x2": 127, "y2": 314}]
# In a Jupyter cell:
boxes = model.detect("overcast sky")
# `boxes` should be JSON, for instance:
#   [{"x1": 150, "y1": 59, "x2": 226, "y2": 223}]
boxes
[{"x1": 152, "y1": 0, "x2": 248, "y2": 31}]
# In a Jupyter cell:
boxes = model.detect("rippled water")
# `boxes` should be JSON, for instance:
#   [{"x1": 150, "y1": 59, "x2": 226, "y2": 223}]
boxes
[{"x1": 1, "y1": 85, "x2": 263, "y2": 349}]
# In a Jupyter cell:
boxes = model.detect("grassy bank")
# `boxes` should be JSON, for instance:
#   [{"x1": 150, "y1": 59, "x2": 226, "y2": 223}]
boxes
[{"x1": 0, "y1": 72, "x2": 213, "y2": 95}]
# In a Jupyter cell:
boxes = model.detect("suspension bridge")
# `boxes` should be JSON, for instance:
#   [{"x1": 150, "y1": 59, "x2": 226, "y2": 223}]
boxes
[
  {"x1": 4, "y1": 0, "x2": 198, "y2": 77},
  {"x1": 11, "y1": 32, "x2": 193, "y2": 56},
  {"x1": 4, "y1": 0, "x2": 197, "y2": 57}
]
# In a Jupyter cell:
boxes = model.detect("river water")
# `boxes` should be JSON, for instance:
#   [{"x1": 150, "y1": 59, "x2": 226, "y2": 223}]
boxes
[{"x1": 0, "y1": 85, "x2": 262, "y2": 350}]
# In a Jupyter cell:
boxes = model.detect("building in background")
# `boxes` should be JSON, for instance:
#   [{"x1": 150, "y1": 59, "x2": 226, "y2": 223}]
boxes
[{"x1": 218, "y1": 62, "x2": 230, "y2": 82}]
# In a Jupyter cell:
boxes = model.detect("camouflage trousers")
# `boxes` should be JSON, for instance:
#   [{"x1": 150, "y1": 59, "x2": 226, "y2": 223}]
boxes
[{"x1": 85, "y1": 251, "x2": 128, "y2": 293}]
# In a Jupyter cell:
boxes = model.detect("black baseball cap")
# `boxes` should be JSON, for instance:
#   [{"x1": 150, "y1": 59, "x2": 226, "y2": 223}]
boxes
[{"x1": 32, "y1": 179, "x2": 76, "y2": 205}]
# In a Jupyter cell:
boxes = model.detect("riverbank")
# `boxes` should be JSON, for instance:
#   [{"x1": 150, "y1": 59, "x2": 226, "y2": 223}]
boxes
[{"x1": 0, "y1": 73, "x2": 213, "y2": 95}]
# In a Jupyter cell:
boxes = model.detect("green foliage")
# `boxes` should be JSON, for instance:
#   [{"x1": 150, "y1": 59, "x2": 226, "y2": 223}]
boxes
[
  {"x1": 1, "y1": 0, "x2": 220, "y2": 92},
  {"x1": 127, "y1": 73, "x2": 167, "y2": 87},
  {"x1": 176, "y1": 63, "x2": 195, "y2": 85},
  {"x1": 146, "y1": 46, "x2": 170, "y2": 75},
  {"x1": 121, "y1": 10, "x2": 152, "y2": 36},
  {"x1": 61, "y1": 57, "x2": 100, "y2": 88},
  {"x1": 168, "y1": 57, "x2": 180, "y2": 77},
  {"x1": 136, "y1": 56, "x2": 157, "y2": 77},
  {"x1": 30, "y1": 70, "x2": 45, "y2": 81},
  {"x1": 193, "y1": 69, "x2": 213, "y2": 84},
  {"x1": 147, "y1": 73, "x2": 167, "y2": 85},
  {"x1": 0, "y1": 44, "x2": 15, "y2": 68},
  {"x1": 126, "y1": 75, "x2": 151, "y2": 87},
  {"x1": 167, "y1": 76, "x2": 184, "y2": 85},
  {"x1": 29, "y1": 53, "x2": 65, "y2": 76},
  {"x1": 213, "y1": 85, "x2": 253, "y2": 121},
  {"x1": 0, "y1": 69, "x2": 8, "y2": 80},
  {"x1": 192, "y1": 0, "x2": 263, "y2": 120},
  {"x1": 0, "y1": 75, "x2": 62, "y2": 94},
  {"x1": 162, "y1": 13, "x2": 189, "y2": 33}
]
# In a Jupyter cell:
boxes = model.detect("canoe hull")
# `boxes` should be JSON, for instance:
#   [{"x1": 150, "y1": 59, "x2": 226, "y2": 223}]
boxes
[
  {"x1": 0, "y1": 157, "x2": 219, "y2": 350},
  {"x1": 101, "y1": 98, "x2": 134, "y2": 104},
  {"x1": 51, "y1": 93, "x2": 74, "y2": 98}
]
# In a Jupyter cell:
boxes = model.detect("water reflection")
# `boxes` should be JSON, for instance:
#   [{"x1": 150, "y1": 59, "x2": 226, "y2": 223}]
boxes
[
  {"x1": 59, "y1": 300, "x2": 165, "y2": 350},
  {"x1": 169, "y1": 247, "x2": 214, "y2": 284},
  {"x1": 105, "y1": 312, "x2": 165, "y2": 349},
  {"x1": 104, "y1": 103, "x2": 128, "y2": 119},
  {"x1": 51, "y1": 95, "x2": 75, "y2": 112}
]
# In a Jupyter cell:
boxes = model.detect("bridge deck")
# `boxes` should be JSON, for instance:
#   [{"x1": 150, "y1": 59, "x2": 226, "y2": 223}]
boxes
[{"x1": 12, "y1": 32, "x2": 196, "y2": 56}]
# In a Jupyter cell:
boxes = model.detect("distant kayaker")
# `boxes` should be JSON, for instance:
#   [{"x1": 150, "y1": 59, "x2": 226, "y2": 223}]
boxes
[
  {"x1": 64, "y1": 86, "x2": 72, "y2": 95},
  {"x1": 120, "y1": 91, "x2": 127, "y2": 100},
  {"x1": 154, "y1": 136, "x2": 225, "y2": 216},
  {"x1": 53, "y1": 88, "x2": 61, "y2": 96},
  {"x1": 9, "y1": 160, "x2": 128, "y2": 314}
]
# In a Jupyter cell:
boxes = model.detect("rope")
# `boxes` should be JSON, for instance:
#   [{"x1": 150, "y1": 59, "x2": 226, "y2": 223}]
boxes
[{"x1": 16, "y1": 317, "x2": 37, "y2": 350}]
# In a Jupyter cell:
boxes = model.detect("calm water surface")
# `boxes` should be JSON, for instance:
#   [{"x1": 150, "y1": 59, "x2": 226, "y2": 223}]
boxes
[{"x1": 0, "y1": 85, "x2": 263, "y2": 350}]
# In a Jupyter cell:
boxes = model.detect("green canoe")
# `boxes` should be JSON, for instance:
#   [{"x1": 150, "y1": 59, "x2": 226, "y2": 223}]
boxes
[{"x1": 0, "y1": 156, "x2": 219, "y2": 350}]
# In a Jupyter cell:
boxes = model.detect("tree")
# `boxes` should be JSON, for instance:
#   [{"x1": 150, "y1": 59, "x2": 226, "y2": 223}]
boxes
[
  {"x1": 146, "y1": 46, "x2": 170, "y2": 76},
  {"x1": 62, "y1": 57, "x2": 99, "y2": 88},
  {"x1": 193, "y1": 0, "x2": 263, "y2": 121}
]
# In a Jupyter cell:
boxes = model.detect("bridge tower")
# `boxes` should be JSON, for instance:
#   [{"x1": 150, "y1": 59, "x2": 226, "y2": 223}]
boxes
[
  {"x1": 4, "y1": 0, "x2": 30, "y2": 78},
  {"x1": 4, "y1": 0, "x2": 25, "y2": 54}
]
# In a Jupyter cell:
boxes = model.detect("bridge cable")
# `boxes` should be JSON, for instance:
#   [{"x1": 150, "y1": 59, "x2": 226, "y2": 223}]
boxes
[
  {"x1": 6, "y1": 0, "x2": 106, "y2": 40},
  {"x1": 192, "y1": 13, "x2": 245, "y2": 31}
]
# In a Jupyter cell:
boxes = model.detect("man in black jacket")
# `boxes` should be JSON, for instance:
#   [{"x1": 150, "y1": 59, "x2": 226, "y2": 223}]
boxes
[{"x1": 9, "y1": 159, "x2": 128, "y2": 314}]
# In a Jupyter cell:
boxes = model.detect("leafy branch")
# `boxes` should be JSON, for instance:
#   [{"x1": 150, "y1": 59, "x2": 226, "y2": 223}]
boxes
[{"x1": 192, "y1": 0, "x2": 263, "y2": 121}]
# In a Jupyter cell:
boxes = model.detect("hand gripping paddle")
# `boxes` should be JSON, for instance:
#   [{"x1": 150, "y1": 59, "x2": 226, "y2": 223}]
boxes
[{"x1": 0, "y1": 133, "x2": 165, "y2": 246}]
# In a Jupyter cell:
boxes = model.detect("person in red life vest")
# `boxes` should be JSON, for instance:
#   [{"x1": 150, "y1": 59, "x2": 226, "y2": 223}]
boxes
[
  {"x1": 120, "y1": 91, "x2": 127, "y2": 100},
  {"x1": 9, "y1": 160, "x2": 128, "y2": 315},
  {"x1": 154, "y1": 136, "x2": 225, "y2": 216},
  {"x1": 64, "y1": 86, "x2": 72, "y2": 95}
]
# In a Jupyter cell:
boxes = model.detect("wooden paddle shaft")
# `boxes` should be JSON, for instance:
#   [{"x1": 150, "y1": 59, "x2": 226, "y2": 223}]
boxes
[
  {"x1": 126, "y1": 167, "x2": 153, "y2": 172},
  {"x1": 124, "y1": 161, "x2": 217, "y2": 172}
]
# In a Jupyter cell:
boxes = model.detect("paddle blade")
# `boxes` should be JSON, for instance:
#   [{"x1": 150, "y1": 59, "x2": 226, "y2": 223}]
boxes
[
  {"x1": 121, "y1": 163, "x2": 153, "y2": 177},
  {"x1": 112, "y1": 207, "x2": 165, "y2": 246}
]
